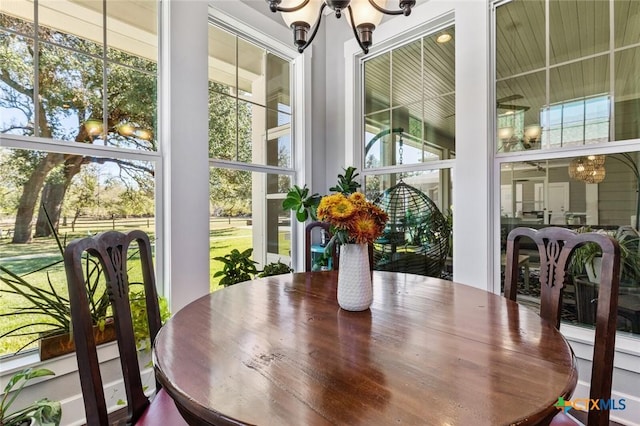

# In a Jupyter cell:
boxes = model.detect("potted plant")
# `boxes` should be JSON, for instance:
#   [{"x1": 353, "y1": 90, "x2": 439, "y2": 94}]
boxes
[
  {"x1": 0, "y1": 368, "x2": 61, "y2": 426},
  {"x1": 128, "y1": 284, "x2": 171, "y2": 351},
  {"x1": 257, "y1": 260, "x2": 293, "y2": 278},
  {"x1": 0, "y1": 208, "x2": 168, "y2": 358},
  {"x1": 0, "y1": 214, "x2": 112, "y2": 359},
  {"x1": 213, "y1": 248, "x2": 259, "y2": 286},
  {"x1": 569, "y1": 226, "x2": 640, "y2": 285},
  {"x1": 282, "y1": 167, "x2": 364, "y2": 251}
]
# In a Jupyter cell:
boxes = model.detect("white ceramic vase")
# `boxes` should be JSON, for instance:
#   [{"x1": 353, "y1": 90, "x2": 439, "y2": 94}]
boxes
[{"x1": 337, "y1": 243, "x2": 372, "y2": 311}]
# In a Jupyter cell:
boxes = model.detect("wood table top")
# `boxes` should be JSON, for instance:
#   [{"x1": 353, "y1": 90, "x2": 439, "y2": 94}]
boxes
[{"x1": 153, "y1": 271, "x2": 577, "y2": 426}]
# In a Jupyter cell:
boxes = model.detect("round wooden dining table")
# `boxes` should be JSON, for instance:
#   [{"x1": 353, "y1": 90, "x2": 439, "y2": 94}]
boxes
[{"x1": 153, "y1": 271, "x2": 577, "y2": 425}]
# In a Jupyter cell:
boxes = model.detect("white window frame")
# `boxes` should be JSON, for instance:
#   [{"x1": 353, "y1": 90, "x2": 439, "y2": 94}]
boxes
[{"x1": 207, "y1": 8, "x2": 308, "y2": 272}]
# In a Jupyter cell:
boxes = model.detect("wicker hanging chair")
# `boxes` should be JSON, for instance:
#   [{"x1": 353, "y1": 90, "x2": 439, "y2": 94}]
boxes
[{"x1": 373, "y1": 181, "x2": 450, "y2": 278}]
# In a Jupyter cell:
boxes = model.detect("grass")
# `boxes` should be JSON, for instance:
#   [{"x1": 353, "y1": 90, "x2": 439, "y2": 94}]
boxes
[{"x1": 0, "y1": 216, "x2": 291, "y2": 356}]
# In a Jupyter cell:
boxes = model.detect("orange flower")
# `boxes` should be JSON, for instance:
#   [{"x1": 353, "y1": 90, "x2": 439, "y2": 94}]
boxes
[{"x1": 317, "y1": 192, "x2": 388, "y2": 245}]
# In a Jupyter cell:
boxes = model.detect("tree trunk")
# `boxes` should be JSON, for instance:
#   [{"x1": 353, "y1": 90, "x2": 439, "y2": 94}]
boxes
[
  {"x1": 12, "y1": 153, "x2": 64, "y2": 243},
  {"x1": 34, "y1": 155, "x2": 86, "y2": 237}
]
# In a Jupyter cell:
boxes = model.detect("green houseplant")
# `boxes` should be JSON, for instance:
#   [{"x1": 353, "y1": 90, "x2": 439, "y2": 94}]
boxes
[
  {"x1": 569, "y1": 226, "x2": 640, "y2": 284},
  {"x1": 213, "y1": 248, "x2": 259, "y2": 286},
  {"x1": 0, "y1": 368, "x2": 61, "y2": 426},
  {"x1": 0, "y1": 206, "x2": 169, "y2": 356},
  {"x1": 0, "y1": 210, "x2": 110, "y2": 356},
  {"x1": 257, "y1": 260, "x2": 293, "y2": 278}
]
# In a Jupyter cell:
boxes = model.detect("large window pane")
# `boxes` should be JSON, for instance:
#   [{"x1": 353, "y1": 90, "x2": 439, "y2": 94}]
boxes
[
  {"x1": 364, "y1": 169, "x2": 453, "y2": 279},
  {"x1": 364, "y1": 24, "x2": 456, "y2": 169},
  {"x1": 1, "y1": 0, "x2": 159, "y2": 151},
  {"x1": 496, "y1": 0, "x2": 638, "y2": 155},
  {"x1": 0, "y1": 147, "x2": 157, "y2": 356},
  {"x1": 208, "y1": 24, "x2": 292, "y2": 167},
  {"x1": 499, "y1": 153, "x2": 640, "y2": 337},
  {"x1": 209, "y1": 169, "x2": 292, "y2": 291}
]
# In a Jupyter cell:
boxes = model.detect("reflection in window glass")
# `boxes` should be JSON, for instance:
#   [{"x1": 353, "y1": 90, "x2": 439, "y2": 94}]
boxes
[
  {"x1": 0, "y1": 147, "x2": 157, "y2": 356},
  {"x1": 615, "y1": 47, "x2": 640, "y2": 141},
  {"x1": 496, "y1": 0, "x2": 639, "y2": 150},
  {"x1": 549, "y1": 0, "x2": 609, "y2": 65},
  {"x1": 615, "y1": 0, "x2": 640, "y2": 48},
  {"x1": 540, "y1": 96, "x2": 609, "y2": 148},
  {"x1": 208, "y1": 24, "x2": 292, "y2": 166},
  {"x1": 0, "y1": 0, "x2": 159, "y2": 150},
  {"x1": 363, "y1": 25, "x2": 455, "y2": 168},
  {"x1": 0, "y1": 31, "x2": 34, "y2": 136},
  {"x1": 209, "y1": 169, "x2": 292, "y2": 291},
  {"x1": 499, "y1": 153, "x2": 640, "y2": 336}
]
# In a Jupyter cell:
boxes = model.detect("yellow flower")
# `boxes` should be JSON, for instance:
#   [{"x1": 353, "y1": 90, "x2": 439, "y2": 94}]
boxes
[{"x1": 318, "y1": 193, "x2": 355, "y2": 222}]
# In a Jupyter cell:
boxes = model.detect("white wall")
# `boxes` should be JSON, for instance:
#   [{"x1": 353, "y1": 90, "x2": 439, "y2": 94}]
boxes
[{"x1": 163, "y1": 0, "x2": 210, "y2": 313}]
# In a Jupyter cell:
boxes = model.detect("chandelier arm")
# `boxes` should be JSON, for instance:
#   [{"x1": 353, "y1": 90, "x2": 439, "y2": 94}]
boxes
[
  {"x1": 347, "y1": 5, "x2": 369, "y2": 54},
  {"x1": 297, "y1": 3, "x2": 327, "y2": 53},
  {"x1": 269, "y1": 0, "x2": 310, "y2": 13},
  {"x1": 368, "y1": 0, "x2": 415, "y2": 16}
]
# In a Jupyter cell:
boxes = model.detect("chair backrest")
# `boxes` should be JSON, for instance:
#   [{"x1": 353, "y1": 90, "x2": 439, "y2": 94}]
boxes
[
  {"x1": 305, "y1": 221, "x2": 339, "y2": 271},
  {"x1": 64, "y1": 230, "x2": 163, "y2": 426},
  {"x1": 504, "y1": 226, "x2": 621, "y2": 426},
  {"x1": 304, "y1": 221, "x2": 374, "y2": 272}
]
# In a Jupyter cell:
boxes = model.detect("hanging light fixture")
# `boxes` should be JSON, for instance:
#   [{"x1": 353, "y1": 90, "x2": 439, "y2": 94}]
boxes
[
  {"x1": 266, "y1": 0, "x2": 416, "y2": 54},
  {"x1": 568, "y1": 155, "x2": 607, "y2": 184},
  {"x1": 583, "y1": 165, "x2": 606, "y2": 184}
]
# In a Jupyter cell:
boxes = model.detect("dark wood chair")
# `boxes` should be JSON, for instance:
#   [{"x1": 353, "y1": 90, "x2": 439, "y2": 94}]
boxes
[
  {"x1": 64, "y1": 230, "x2": 186, "y2": 425},
  {"x1": 504, "y1": 226, "x2": 621, "y2": 426},
  {"x1": 304, "y1": 221, "x2": 374, "y2": 272},
  {"x1": 305, "y1": 221, "x2": 339, "y2": 271}
]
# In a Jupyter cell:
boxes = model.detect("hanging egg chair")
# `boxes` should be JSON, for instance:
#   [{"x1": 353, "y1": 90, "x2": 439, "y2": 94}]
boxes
[{"x1": 373, "y1": 181, "x2": 450, "y2": 278}]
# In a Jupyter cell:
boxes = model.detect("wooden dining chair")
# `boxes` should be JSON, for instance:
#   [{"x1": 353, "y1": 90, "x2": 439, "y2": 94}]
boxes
[
  {"x1": 304, "y1": 221, "x2": 374, "y2": 272},
  {"x1": 504, "y1": 226, "x2": 621, "y2": 426},
  {"x1": 64, "y1": 230, "x2": 186, "y2": 426},
  {"x1": 305, "y1": 221, "x2": 339, "y2": 271}
]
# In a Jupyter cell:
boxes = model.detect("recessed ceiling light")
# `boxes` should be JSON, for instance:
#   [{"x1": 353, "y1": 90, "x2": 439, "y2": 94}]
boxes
[{"x1": 436, "y1": 33, "x2": 452, "y2": 44}]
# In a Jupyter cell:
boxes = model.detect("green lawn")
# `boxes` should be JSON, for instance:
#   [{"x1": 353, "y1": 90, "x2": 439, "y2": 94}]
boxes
[{"x1": 0, "y1": 217, "x2": 290, "y2": 356}]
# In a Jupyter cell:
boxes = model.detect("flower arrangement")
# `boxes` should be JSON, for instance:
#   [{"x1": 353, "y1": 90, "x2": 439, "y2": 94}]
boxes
[
  {"x1": 283, "y1": 167, "x2": 388, "y2": 248},
  {"x1": 317, "y1": 192, "x2": 388, "y2": 245}
]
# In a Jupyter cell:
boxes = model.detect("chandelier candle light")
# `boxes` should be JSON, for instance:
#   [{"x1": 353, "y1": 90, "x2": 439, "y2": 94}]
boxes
[{"x1": 266, "y1": 0, "x2": 416, "y2": 54}]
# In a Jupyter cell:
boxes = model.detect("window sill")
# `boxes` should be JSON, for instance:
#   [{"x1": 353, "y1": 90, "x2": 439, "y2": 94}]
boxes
[
  {"x1": 561, "y1": 323, "x2": 640, "y2": 373},
  {"x1": 0, "y1": 341, "x2": 121, "y2": 381}
]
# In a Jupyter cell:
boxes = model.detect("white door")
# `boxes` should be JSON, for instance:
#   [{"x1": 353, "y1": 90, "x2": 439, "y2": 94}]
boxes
[{"x1": 547, "y1": 182, "x2": 570, "y2": 224}]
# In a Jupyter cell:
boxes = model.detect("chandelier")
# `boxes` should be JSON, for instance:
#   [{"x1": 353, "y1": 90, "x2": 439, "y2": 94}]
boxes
[
  {"x1": 568, "y1": 155, "x2": 606, "y2": 184},
  {"x1": 266, "y1": 0, "x2": 416, "y2": 54}
]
